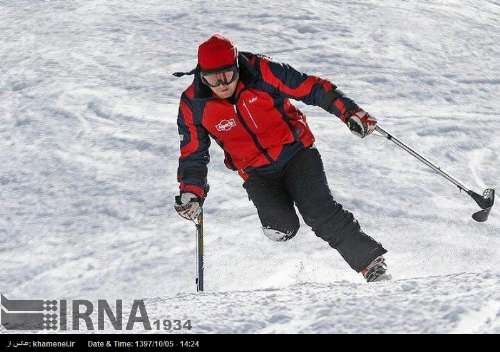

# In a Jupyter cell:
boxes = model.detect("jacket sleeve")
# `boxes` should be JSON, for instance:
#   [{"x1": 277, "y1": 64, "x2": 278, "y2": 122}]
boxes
[
  {"x1": 177, "y1": 94, "x2": 210, "y2": 198},
  {"x1": 258, "y1": 56, "x2": 360, "y2": 123}
]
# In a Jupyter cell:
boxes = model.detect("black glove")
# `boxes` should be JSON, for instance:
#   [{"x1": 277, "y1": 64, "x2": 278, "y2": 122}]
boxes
[
  {"x1": 174, "y1": 192, "x2": 202, "y2": 221},
  {"x1": 346, "y1": 109, "x2": 378, "y2": 138}
]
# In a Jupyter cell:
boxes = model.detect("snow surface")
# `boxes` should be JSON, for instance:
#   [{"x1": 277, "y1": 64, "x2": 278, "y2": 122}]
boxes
[{"x1": 1, "y1": 0, "x2": 499, "y2": 334}]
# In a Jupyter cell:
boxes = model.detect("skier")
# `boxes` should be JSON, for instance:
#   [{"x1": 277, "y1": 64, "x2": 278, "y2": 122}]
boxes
[{"x1": 174, "y1": 34, "x2": 390, "y2": 282}]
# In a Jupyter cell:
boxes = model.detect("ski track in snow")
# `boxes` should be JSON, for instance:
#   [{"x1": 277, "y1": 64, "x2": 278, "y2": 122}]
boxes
[{"x1": 1, "y1": 0, "x2": 499, "y2": 333}]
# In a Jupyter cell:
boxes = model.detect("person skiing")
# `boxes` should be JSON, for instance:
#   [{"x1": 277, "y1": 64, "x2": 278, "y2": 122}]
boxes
[{"x1": 174, "y1": 33, "x2": 390, "y2": 282}]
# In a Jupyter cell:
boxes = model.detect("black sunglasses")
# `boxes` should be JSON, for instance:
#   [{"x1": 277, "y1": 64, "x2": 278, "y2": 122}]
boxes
[{"x1": 200, "y1": 66, "x2": 239, "y2": 88}]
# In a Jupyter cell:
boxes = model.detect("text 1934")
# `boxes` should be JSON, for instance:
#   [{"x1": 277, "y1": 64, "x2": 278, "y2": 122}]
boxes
[{"x1": 152, "y1": 319, "x2": 192, "y2": 331}]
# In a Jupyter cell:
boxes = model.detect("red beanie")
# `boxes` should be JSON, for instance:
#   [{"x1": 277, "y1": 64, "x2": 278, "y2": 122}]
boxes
[{"x1": 198, "y1": 34, "x2": 237, "y2": 72}]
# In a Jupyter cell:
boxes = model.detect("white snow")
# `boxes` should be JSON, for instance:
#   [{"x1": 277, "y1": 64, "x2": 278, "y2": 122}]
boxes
[{"x1": 1, "y1": 0, "x2": 499, "y2": 334}]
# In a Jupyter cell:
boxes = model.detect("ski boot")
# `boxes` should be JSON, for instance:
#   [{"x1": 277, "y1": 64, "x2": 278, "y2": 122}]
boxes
[{"x1": 362, "y1": 256, "x2": 392, "y2": 282}]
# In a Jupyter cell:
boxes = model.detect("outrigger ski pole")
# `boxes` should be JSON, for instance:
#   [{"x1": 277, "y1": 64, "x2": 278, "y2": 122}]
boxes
[
  {"x1": 194, "y1": 209, "x2": 204, "y2": 292},
  {"x1": 375, "y1": 126, "x2": 495, "y2": 222}
]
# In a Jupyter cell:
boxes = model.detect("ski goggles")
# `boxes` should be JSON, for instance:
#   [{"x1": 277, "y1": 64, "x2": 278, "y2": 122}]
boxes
[{"x1": 200, "y1": 66, "x2": 239, "y2": 88}]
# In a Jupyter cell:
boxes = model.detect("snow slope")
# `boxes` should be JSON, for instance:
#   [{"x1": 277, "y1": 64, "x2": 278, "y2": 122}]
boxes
[
  {"x1": 1, "y1": 0, "x2": 499, "y2": 333},
  {"x1": 144, "y1": 272, "x2": 500, "y2": 334}
]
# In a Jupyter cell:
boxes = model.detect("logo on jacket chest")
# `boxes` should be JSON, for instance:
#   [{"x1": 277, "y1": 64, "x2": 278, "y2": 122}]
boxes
[{"x1": 215, "y1": 118, "x2": 237, "y2": 132}]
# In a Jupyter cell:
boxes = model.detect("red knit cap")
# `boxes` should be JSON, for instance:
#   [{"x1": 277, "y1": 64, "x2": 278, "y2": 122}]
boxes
[{"x1": 198, "y1": 34, "x2": 237, "y2": 72}]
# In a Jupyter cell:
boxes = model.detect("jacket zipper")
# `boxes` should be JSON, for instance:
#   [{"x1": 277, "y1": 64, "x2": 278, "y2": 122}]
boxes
[
  {"x1": 233, "y1": 104, "x2": 273, "y2": 164},
  {"x1": 242, "y1": 101, "x2": 258, "y2": 129}
]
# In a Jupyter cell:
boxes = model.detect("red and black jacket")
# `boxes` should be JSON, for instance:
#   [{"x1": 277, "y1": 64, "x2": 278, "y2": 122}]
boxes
[{"x1": 177, "y1": 52, "x2": 360, "y2": 198}]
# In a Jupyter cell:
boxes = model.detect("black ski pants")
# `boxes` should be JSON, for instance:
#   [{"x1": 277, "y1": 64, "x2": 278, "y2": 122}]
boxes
[{"x1": 243, "y1": 146, "x2": 387, "y2": 272}]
